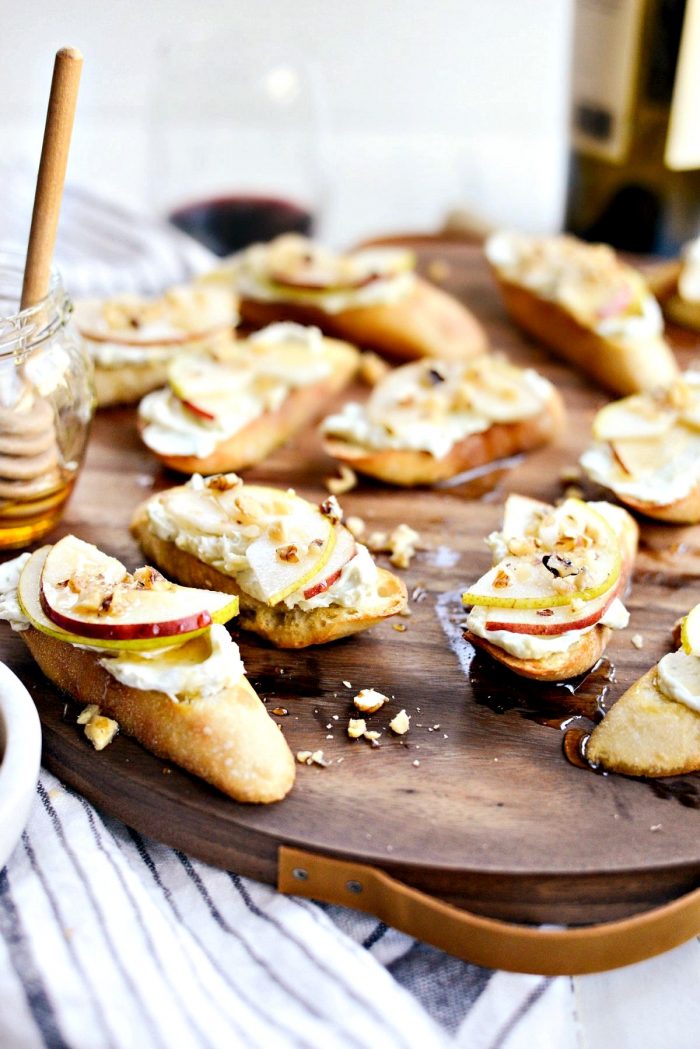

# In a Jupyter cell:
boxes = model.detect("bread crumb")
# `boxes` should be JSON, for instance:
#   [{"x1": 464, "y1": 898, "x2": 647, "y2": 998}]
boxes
[
  {"x1": 389, "y1": 709, "x2": 410, "y2": 735},
  {"x1": 631, "y1": 634, "x2": 644, "y2": 650},
  {"x1": 84, "y1": 714, "x2": 119, "y2": 751},
  {"x1": 346, "y1": 515, "x2": 366, "y2": 539},
  {"x1": 353, "y1": 688, "x2": 388, "y2": 714},
  {"x1": 359, "y1": 350, "x2": 390, "y2": 386},
  {"x1": 348, "y1": 718, "x2": 367, "y2": 739},
  {"x1": 325, "y1": 464, "x2": 357, "y2": 496}
]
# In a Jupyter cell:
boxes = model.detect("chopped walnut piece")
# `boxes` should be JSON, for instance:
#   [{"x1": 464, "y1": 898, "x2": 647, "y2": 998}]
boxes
[
  {"x1": 346, "y1": 515, "x2": 366, "y2": 539},
  {"x1": 295, "y1": 750, "x2": 330, "y2": 768},
  {"x1": 367, "y1": 523, "x2": 422, "y2": 569},
  {"x1": 205, "y1": 473, "x2": 242, "y2": 492},
  {"x1": 493, "y1": 568, "x2": 511, "y2": 589},
  {"x1": 319, "y1": 495, "x2": 343, "y2": 524},
  {"x1": 296, "y1": 751, "x2": 313, "y2": 764},
  {"x1": 389, "y1": 709, "x2": 410, "y2": 735},
  {"x1": 324, "y1": 465, "x2": 357, "y2": 496},
  {"x1": 276, "y1": 544, "x2": 299, "y2": 563},
  {"x1": 76, "y1": 704, "x2": 100, "y2": 725},
  {"x1": 359, "y1": 351, "x2": 390, "y2": 386},
  {"x1": 353, "y1": 688, "x2": 388, "y2": 714},
  {"x1": 363, "y1": 730, "x2": 381, "y2": 742},
  {"x1": 348, "y1": 718, "x2": 367, "y2": 739},
  {"x1": 631, "y1": 633, "x2": 645, "y2": 650},
  {"x1": 78, "y1": 705, "x2": 119, "y2": 751},
  {"x1": 393, "y1": 622, "x2": 407, "y2": 632}
]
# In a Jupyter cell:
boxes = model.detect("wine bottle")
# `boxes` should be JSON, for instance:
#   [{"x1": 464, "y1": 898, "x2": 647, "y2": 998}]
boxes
[{"x1": 564, "y1": 0, "x2": 700, "y2": 256}]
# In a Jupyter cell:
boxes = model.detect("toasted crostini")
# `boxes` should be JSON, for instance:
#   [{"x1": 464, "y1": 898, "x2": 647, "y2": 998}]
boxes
[
  {"x1": 581, "y1": 371, "x2": 700, "y2": 524},
  {"x1": 646, "y1": 235, "x2": 700, "y2": 333},
  {"x1": 462, "y1": 494, "x2": 638, "y2": 682},
  {"x1": 75, "y1": 283, "x2": 238, "y2": 407},
  {"x1": 0, "y1": 538, "x2": 294, "y2": 803},
  {"x1": 203, "y1": 233, "x2": 487, "y2": 362},
  {"x1": 138, "y1": 322, "x2": 358, "y2": 475},
  {"x1": 131, "y1": 473, "x2": 407, "y2": 648},
  {"x1": 321, "y1": 355, "x2": 564, "y2": 487},
  {"x1": 485, "y1": 230, "x2": 678, "y2": 395}
]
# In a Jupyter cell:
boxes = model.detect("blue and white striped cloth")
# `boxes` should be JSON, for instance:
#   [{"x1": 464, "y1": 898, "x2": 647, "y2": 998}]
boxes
[{"x1": 2, "y1": 173, "x2": 700, "y2": 1049}]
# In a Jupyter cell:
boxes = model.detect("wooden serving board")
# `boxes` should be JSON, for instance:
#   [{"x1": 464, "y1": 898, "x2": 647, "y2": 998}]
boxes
[{"x1": 6, "y1": 243, "x2": 700, "y2": 926}]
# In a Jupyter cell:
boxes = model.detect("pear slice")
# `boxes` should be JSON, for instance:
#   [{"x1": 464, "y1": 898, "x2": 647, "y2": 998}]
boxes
[
  {"x1": 610, "y1": 427, "x2": 689, "y2": 477},
  {"x1": 168, "y1": 355, "x2": 253, "y2": 423},
  {"x1": 501, "y1": 494, "x2": 550, "y2": 541},
  {"x1": 463, "y1": 498, "x2": 620, "y2": 609},
  {"x1": 39, "y1": 536, "x2": 238, "y2": 642},
  {"x1": 680, "y1": 605, "x2": 700, "y2": 656},
  {"x1": 21, "y1": 547, "x2": 236, "y2": 651},
  {"x1": 461, "y1": 358, "x2": 545, "y2": 422},
  {"x1": 246, "y1": 521, "x2": 336, "y2": 606},
  {"x1": 592, "y1": 395, "x2": 676, "y2": 442}
]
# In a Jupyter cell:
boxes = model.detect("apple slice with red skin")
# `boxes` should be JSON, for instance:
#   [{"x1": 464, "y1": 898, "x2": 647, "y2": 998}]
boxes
[
  {"x1": 268, "y1": 270, "x2": 383, "y2": 293},
  {"x1": 300, "y1": 526, "x2": 356, "y2": 600},
  {"x1": 181, "y1": 398, "x2": 216, "y2": 422},
  {"x1": 40, "y1": 535, "x2": 238, "y2": 642},
  {"x1": 484, "y1": 581, "x2": 620, "y2": 636}
]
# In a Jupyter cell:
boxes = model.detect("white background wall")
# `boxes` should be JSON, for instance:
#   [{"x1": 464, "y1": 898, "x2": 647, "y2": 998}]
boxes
[{"x1": 1, "y1": 0, "x2": 573, "y2": 245}]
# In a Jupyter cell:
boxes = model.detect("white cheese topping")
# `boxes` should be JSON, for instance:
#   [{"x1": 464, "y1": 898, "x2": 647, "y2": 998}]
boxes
[
  {"x1": 98, "y1": 623, "x2": 244, "y2": 703},
  {"x1": 0, "y1": 553, "x2": 31, "y2": 631},
  {"x1": 581, "y1": 435, "x2": 700, "y2": 506},
  {"x1": 466, "y1": 597, "x2": 628, "y2": 660},
  {"x1": 657, "y1": 648, "x2": 700, "y2": 713},
  {"x1": 146, "y1": 477, "x2": 381, "y2": 612},
  {"x1": 87, "y1": 340, "x2": 185, "y2": 368},
  {"x1": 139, "y1": 387, "x2": 263, "y2": 459}
]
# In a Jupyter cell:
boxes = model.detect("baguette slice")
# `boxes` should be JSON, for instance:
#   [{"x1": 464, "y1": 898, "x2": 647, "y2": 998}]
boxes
[
  {"x1": 131, "y1": 504, "x2": 407, "y2": 648},
  {"x1": 599, "y1": 487, "x2": 700, "y2": 526},
  {"x1": 587, "y1": 666, "x2": 700, "y2": 776},
  {"x1": 323, "y1": 388, "x2": 565, "y2": 487},
  {"x1": 94, "y1": 357, "x2": 174, "y2": 409},
  {"x1": 141, "y1": 338, "x2": 358, "y2": 475},
  {"x1": 240, "y1": 277, "x2": 487, "y2": 362},
  {"x1": 465, "y1": 623, "x2": 613, "y2": 683},
  {"x1": 464, "y1": 503, "x2": 638, "y2": 682},
  {"x1": 490, "y1": 273, "x2": 678, "y2": 395},
  {"x1": 22, "y1": 625, "x2": 295, "y2": 802},
  {"x1": 645, "y1": 258, "x2": 700, "y2": 333}
]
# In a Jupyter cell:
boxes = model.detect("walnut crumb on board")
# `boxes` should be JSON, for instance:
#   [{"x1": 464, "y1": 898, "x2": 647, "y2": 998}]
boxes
[
  {"x1": 367, "y1": 524, "x2": 422, "y2": 569},
  {"x1": 296, "y1": 750, "x2": 330, "y2": 767},
  {"x1": 353, "y1": 688, "x2": 388, "y2": 714},
  {"x1": 348, "y1": 718, "x2": 367, "y2": 739},
  {"x1": 77, "y1": 706, "x2": 119, "y2": 751},
  {"x1": 346, "y1": 515, "x2": 366, "y2": 539},
  {"x1": 364, "y1": 730, "x2": 381, "y2": 742},
  {"x1": 631, "y1": 634, "x2": 644, "y2": 650},
  {"x1": 389, "y1": 710, "x2": 410, "y2": 735},
  {"x1": 325, "y1": 464, "x2": 357, "y2": 495}
]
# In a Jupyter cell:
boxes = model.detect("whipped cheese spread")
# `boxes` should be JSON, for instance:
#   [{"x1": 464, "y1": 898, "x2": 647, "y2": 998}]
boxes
[
  {"x1": 0, "y1": 553, "x2": 30, "y2": 631},
  {"x1": 679, "y1": 237, "x2": 700, "y2": 304},
  {"x1": 147, "y1": 475, "x2": 380, "y2": 612},
  {"x1": 99, "y1": 624, "x2": 244, "y2": 703},
  {"x1": 466, "y1": 597, "x2": 628, "y2": 660},
  {"x1": 581, "y1": 438, "x2": 700, "y2": 505},
  {"x1": 657, "y1": 649, "x2": 700, "y2": 713},
  {"x1": 234, "y1": 234, "x2": 416, "y2": 314},
  {"x1": 486, "y1": 230, "x2": 663, "y2": 343},
  {"x1": 322, "y1": 358, "x2": 553, "y2": 460},
  {"x1": 139, "y1": 322, "x2": 336, "y2": 458}
]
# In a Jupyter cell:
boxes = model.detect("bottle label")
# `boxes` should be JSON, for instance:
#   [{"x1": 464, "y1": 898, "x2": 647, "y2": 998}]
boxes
[
  {"x1": 570, "y1": 0, "x2": 646, "y2": 164},
  {"x1": 666, "y1": 0, "x2": 700, "y2": 170}
]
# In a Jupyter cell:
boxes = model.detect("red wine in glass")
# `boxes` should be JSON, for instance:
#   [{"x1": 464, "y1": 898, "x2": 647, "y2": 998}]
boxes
[{"x1": 169, "y1": 194, "x2": 313, "y2": 256}]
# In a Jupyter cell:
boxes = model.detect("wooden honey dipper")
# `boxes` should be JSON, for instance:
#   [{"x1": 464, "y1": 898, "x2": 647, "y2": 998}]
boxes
[{"x1": 0, "y1": 48, "x2": 83, "y2": 512}]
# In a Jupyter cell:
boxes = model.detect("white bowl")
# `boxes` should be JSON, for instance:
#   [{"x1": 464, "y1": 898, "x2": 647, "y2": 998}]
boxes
[{"x1": 0, "y1": 660, "x2": 41, "y2": 869}]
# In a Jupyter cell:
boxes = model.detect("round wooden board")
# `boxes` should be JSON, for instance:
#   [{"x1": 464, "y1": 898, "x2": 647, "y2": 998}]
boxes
[{"x1": 6, "y1": 243, "x2": 700, "y2": 926}]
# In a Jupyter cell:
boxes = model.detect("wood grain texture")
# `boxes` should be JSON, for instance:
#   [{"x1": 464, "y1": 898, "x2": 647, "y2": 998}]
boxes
[{"x1": 6, "y1": 242, "x2": 700, "y2": 925}]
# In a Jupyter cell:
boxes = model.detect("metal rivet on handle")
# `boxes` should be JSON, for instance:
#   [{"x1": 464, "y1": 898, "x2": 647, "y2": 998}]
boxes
[
  {"x1": 292, "y1": 868, "x2": 309, "y2": 882},
  {"x1": 346, "y1": 880, "x2": 363, "y2": 894}
]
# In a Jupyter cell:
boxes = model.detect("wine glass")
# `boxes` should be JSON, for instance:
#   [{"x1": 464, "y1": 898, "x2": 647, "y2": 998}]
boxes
[{"x1": 148, "y1": 33, "x2": 328, "y2": 257}]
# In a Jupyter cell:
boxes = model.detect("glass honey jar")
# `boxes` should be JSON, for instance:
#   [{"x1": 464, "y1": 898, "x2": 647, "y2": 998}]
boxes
[{"x1": 0, "y1": 251, "x2": 94, "y2": 547}]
